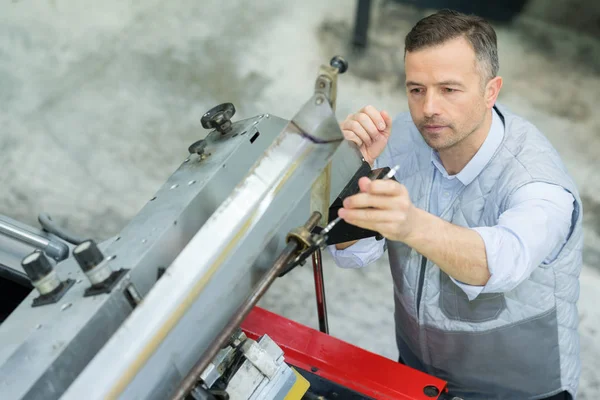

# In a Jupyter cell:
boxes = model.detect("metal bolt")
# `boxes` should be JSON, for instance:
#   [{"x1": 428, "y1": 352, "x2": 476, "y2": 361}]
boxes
[
  {"x1": 315, "y1": 96, "x2": 324, "y2": 105},
  {"x1": 318, "y1": 81, "x2": 326, "y2": 88},
  {"x1": 253, "y1": 121, "x2": 259, "y2": 125},
  {"x1": 150, "y1": 196, "x2": 157, "y2": 201},
  {"x1": 35, "y1": 324, "x2": 42, "y2": 329},
  {"x1": 108, "y1": 255, "x2": 116, "y2": 261},
  {"x1": 142, "y1": 239, "x2": 147, "y2": 244},
  {"x1": 265, "y1": 114, "x2": 270, "y2": 118},
  {"x1": 76, "y1": 279, "x2": 82, "y2": 284},
  {"x1": 184, "y1": 158, "x2": 190, "y2": 163},
  {"x1": 423, "y1": 385, "x2": 440, "y2": 397},
  {"x1": 170, "y1": 184, "x2": 179, "y2": 190},
  {"x1": 188, "y1": 180, "x2": 196, "y2": 185},
  {"x1": 61, "y1": 303, "x2": 72, "y2": 311}
]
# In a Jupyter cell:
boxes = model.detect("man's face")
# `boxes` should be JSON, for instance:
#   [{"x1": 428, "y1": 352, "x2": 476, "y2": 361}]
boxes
[{"x1": 405, "y1": 36, "x2": 489, "y2": 151}]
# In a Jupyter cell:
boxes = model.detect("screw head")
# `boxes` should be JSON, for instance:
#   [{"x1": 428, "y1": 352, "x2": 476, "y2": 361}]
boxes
[{"x1": 423, "y1": 385, "x2": 440, "y2": 397}]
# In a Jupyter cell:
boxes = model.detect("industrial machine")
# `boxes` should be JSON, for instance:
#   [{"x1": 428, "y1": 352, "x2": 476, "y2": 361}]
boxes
[{"x1": 0, "y1": 57, "x2": 454, "y2": 400}]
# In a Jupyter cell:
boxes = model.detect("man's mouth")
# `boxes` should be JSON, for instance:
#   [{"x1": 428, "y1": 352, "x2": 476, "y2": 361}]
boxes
[{"x1": 423, "y1": 125, "x2": 447, "y2": 132}]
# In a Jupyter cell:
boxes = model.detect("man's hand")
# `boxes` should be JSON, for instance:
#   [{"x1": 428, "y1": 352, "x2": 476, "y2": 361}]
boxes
[
  {"x1": 338, "y1": 175, "x2": 490, "y2": 286},
  {"x1": 337, "y1": 177, "x2": 416, "y2": 242},
  {"x1": 341, "y1": 105, "x2": 392, "y2": 167}
]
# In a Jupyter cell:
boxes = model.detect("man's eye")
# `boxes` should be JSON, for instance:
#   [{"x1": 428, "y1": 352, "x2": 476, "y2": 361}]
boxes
[
  {"x1": 410, "y1": 88, "x2": 422, "y2": 94},
  {"x1": 444, "y1": 88, "x2": 457, "y2": 93}
]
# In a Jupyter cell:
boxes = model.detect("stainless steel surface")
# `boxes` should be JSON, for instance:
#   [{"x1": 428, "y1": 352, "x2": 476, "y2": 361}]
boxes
[
  {"x1": 174, "y1": 213, "x2": 321, "y2": 400},
  {"x1": 60, "y1": 90, "x2": 355, "y2": 399},
  {"x1": 172, "y1": 240, "x2": 300, "y2": 400},
  {"x1": 1, "y1": 57, "x2": 363, "y2": 400},
  {"x1": 200, "y1": 346, "x2": 237, "y2": 388},
  {"x1": 0, "y1": 115, "x2": 287, "y2": 400},
  {"x1": 225, "y1": 335, "x2": 297, "y2": 400},
  {"x1": 0, "y1": 240, "x2": 134, "y2": 400}
]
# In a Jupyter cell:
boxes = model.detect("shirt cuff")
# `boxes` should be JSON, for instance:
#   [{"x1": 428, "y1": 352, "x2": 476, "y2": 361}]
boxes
[
  {"x1": 450, "y1": 277, "x2": 485, "y2": 301},
  {"x1": 327, "y1": 236, "x2": 385, "y2": 269},
  {"x1": 449, "y1": 227, "x2": 497, "y2": 301}
]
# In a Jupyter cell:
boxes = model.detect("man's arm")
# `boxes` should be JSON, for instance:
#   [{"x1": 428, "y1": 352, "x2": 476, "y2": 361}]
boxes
[
  {"x1": 450, "y1": 182, "x2": 575, "y2": 299},
  {"x1": 339, "y1": 179, "x2": 575, "y2": 294},
  {"x1": 403, "y1": 209, "x2": 489, "y2": 285}
]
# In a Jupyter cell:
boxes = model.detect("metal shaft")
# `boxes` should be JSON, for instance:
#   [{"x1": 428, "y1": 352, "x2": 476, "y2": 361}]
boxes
[
  {"x1": 0, "y1": 219, "x2": 69, "y2": 261},
  {"x1": 312, "y1": 248, "x2": 329, "y2": 334},
  {"x1": 171, "y1": 212, "x2": 322, "y2": 400}
]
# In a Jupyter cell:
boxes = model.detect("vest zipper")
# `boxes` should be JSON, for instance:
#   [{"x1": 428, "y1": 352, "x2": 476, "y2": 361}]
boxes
[{"x1": 416, "y1": 256, "x2": 427, "y2": 317}]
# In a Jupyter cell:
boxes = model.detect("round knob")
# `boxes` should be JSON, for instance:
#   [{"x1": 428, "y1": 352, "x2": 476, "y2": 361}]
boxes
[
  {"x1": 330, "y1": 56, "x2": 348, "y2": 74},
  {"x1": 73, "y1": 240, "x2": 105, "y2": 272},
  {"x1": 188, "y1": 139, "x2": 207, "y2": 155},
  {"x1": 201, "y1": 103, "x2": 236, "y2": 134},
  {"x1": 22, "y1": 250, "x2": 54, "y2": 282}
]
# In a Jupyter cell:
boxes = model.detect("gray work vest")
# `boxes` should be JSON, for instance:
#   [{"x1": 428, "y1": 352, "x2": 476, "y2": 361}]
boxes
[{"x1": 375, "y1": 104, "x2": 583, "y2": 399}]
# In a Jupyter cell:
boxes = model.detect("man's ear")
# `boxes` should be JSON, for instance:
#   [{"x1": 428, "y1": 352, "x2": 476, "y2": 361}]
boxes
[{"x1": 485, "y1": 76, "x2": 503, "y2": 108}]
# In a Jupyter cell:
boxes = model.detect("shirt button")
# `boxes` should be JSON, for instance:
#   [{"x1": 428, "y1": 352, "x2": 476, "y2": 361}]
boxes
[{"x1": 443, "y1": 191, "x2": 450, "y2": 197}]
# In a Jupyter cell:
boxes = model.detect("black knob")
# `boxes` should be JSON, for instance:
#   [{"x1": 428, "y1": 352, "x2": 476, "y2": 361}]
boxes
[
  {"x1": 330, "y1": 56, "x2": 348, "y2": 74},
  {"x1": 73, "y1": 240, "x2": 105, "y2": 272},
  {"x1": 201, "y1": 103, "x2": 236, "y2": 134},
  {"x1": 188, "y1": 139, "x2": 207, "y2": 155},
  {"x1": 22, "y1": 250, "x2": 53, "y2": 282}
]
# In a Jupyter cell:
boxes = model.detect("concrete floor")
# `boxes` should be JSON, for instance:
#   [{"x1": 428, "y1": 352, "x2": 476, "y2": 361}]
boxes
[{"x1": 1, "y1": 0, "x2": 599, "y2": 397}]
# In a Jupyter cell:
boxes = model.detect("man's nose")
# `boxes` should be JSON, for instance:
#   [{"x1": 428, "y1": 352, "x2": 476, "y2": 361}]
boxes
[{"x1": 423, "y1": 92, "x2": 441, "y2": 118}]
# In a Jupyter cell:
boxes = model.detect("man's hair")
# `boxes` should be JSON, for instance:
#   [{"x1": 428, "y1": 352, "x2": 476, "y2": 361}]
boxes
[{"x1": 405, "y1": 9, "x2": 499, "y2": 83}]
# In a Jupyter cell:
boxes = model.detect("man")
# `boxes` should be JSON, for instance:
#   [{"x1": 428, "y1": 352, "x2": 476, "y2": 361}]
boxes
[{"x1": 330, "y1": 9, "x2": 582, "y2": 400}]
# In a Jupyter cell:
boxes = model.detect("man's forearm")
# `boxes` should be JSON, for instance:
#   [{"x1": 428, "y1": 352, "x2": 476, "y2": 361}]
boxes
[{"x1": 403, "y1": 208, "x2": 490, "y2": 285}]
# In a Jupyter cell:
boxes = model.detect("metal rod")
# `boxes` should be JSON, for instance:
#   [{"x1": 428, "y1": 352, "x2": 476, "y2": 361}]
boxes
[
  {"x1": 312, "y1": 249, "x2": 329, "y2": 334},
  {"x1": 171, "y1": 241, "x2": 298, "y2": 399},
  {"x1": 0, "y1": 219, "x2": 68, "y2": 261},
  {"x1": 171, "y1": 212, "x2": 322, "y2": 399},
  {"x1": 171, "y1": 212, "x2": 336, "y2": 400}
]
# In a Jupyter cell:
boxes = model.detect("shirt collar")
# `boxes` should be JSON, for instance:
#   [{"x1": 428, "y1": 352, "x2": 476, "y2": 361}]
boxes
[{"x1": 431, "y1": 107, "x2": 504, "y2": 186}]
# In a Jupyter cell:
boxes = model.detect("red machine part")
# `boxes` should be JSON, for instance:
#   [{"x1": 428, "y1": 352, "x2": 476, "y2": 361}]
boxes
[{"x1": 241, "y1": 307, "x2": 447, "y2": 400}]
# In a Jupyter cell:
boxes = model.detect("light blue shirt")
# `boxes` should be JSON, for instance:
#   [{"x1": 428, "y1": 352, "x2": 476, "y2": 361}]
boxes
[{"x1": 329, "y1": 108, "x2": 575, "y2": 300}]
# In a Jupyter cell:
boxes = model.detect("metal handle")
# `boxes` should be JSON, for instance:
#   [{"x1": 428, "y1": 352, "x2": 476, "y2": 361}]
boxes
[{"x1": 0, "y1": 219, "x2": 69, "y2": 261}]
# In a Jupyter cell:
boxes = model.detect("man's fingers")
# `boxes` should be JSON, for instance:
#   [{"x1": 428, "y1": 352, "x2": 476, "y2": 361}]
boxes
[
  {"x1": 343, "y1": 192, "x2": 398, "y2": 210},
  {"x1": 341, "y1": 119, "x2": 372, "y2": 146},
  {"x1": 355, "y1": 113, "x2": 380, "y2": 143},
  {"x1": 361, "y1": 105, "x2": 387, "y2": 131},
  {"x1": 342, "y1": 129, "x2": 363, "y2": 148},
  {"x1": 380, "y1": 110, "x2": 393, "y2": 135},
  {"x1": 358, "y1": 177, "x2": 406, "y2": 196},
  {"x1": 338, "y1": 208, "x2": 392, "y2": 223}
]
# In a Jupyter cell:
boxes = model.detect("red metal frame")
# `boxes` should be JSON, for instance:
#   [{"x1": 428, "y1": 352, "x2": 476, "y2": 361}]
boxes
[{"x1": 241, "y1": 307, "x2": 447, "y2": 400}]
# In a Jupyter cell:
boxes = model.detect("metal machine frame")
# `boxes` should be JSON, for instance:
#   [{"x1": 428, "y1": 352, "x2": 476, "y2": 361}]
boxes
[{"x1": 0, "y1": 56, "x2": 452, "y2": 400}]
